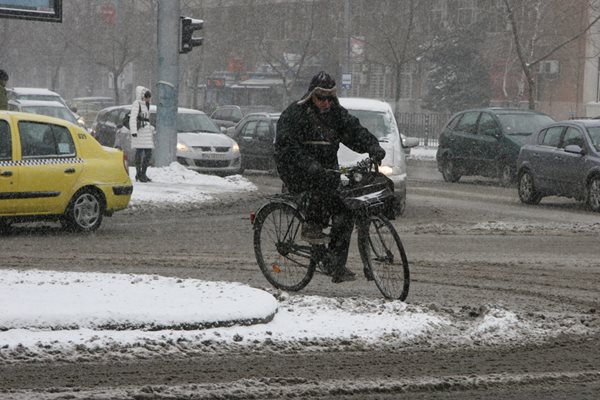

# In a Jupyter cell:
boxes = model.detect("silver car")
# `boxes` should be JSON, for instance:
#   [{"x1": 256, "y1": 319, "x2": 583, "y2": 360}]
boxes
[
  {"x1": 114, "y1": 106, "x2": 242, "y2": 175},
  {"x1": 337, "y1": 97, "x2": 419, "y2": 216},
  {"x1": 8, "y1": 99, "x2": 80, "y2": 125}
]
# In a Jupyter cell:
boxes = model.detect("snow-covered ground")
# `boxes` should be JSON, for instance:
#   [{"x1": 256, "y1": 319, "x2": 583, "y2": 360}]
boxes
[{"x1": 1, "y1": 151, "x2": 593, "y2": 365}]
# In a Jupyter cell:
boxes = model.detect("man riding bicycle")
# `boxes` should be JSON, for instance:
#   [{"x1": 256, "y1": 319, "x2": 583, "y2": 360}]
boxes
[{"x1": 274, "y1": 71, "x2": 386, "y2": 283}]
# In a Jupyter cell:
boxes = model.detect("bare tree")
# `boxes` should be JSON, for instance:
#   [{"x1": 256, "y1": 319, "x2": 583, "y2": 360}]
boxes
[
  {"x1": 501, "y1": 0, "x2": 600, "y2": 109},
  {"x1": 67, "y1": 1, "x2": 156, "y2": 104},
  {"x1": 359, "y1": 0, "x2": 432, "y2": 116},
  {"x1": 252, "y1": 0, "x2": 320, "y2": 105}
]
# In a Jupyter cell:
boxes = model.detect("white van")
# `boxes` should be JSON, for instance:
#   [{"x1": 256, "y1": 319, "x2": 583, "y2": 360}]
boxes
[{"x1": 338, "y1": 97, "x2": 419, "y2": 216}]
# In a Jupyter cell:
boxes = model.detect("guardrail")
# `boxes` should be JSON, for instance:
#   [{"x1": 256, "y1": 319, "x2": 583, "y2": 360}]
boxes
[{"x1": 397, "y1": 112, "x2": 450, "y2": 147}]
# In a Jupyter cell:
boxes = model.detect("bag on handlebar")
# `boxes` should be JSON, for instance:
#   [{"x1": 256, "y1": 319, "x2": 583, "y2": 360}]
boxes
[{"x1": 338, "y1": 172, "x2": 395, "y2": 216}]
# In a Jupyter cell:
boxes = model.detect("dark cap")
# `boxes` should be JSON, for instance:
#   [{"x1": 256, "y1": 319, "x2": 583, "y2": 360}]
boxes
[
  {"x1": 144, "y1": 90, "x2": 152, "y2": 98},
  {"x1": 308, "y1": 71, "x2": 336, "y2": 92},
  {"x1": 297, "y1": 71, "x2": 337, "y2": 105},
  {"x1": 0, "y1": 69, "x2": 8, "y2": 82}
]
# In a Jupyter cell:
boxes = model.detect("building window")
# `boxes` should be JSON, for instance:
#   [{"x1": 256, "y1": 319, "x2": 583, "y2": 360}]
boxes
[
  {"x1": 430, "y1": 0, "x2": 446, "y2": 30},
  {"x1": 457, "y1": 0, "x2": 476, "y2": 27}
]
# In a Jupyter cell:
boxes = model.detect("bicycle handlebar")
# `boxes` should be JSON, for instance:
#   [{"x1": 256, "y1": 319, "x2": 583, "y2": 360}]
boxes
[{"x1": 326, "y1": 157, "x2": 379, "y2": 176}]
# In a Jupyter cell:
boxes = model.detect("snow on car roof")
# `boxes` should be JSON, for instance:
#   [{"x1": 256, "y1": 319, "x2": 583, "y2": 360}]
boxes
[
  {"x1": 338, "y1": 97, "x2": 392, "y2": 113},
  {"x1": 9, "y1": 87, "x2": 63, "y2": 96},
  {"x1": 12, "y1": 99, "x2": 67, "y2": 107}
]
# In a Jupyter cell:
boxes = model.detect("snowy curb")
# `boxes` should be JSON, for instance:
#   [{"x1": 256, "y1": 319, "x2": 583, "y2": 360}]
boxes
[{"x1": 0, "y1": 270, "x2": 278, "y2": 331}]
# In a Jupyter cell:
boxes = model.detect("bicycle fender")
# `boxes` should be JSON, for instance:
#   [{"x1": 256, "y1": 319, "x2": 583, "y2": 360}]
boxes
[{"x1": 253, "y1": 197, "x2": 304, "y2": 228}]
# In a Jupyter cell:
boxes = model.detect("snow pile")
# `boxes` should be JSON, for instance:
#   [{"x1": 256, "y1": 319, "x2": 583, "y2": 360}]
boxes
[
  {"x1": 128, "y1": 162, "x2": 256, "y2": 208},
  {"x1": 0, "y1": 270, "x2": 277, "y2": 331}
]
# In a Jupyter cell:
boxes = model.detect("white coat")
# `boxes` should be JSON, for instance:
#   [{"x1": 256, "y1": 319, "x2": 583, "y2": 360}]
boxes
[{"x1": 130, "y1": 85, "x2": 155, "y2": 149}]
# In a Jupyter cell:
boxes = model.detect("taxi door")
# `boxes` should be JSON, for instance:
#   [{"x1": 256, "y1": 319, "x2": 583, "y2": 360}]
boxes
[
  {"x1": 14, "y1": 120, "x2": 83, "y2": 214},
  {"x1": 0, "y1": 118, "x2": 19, "y2": 214}
]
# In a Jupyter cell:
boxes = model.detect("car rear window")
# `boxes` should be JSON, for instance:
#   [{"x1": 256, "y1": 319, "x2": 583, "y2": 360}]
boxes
[
  {"x1": 18, "y1": 121, "x2": 76, "y2": 157},
  {"x1": 497, "y1": 114, "x2": 554, "y2": 135},
  {"x1": 541, "y1": 126, "x2": 563, "y2": 147},
  {"x1": 587, "y1": 127, "x2": 600, "y2": 151}
]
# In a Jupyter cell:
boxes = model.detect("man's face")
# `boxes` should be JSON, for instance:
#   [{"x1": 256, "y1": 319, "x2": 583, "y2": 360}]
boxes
[{"x1": 311, "y1": 91, "x2": 336, "y2": 112}]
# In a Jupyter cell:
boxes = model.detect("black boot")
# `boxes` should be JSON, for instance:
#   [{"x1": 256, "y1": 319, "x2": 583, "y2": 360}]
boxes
[
  {"x1": 331, "y1": 266, "x2": 356, "y2": 283},
  {"x1": 141, "y1": 165, "x2": 152, "y2": 182},
  {"x1": 135, "y1": 166, "x2": 142, "y2": 182}
]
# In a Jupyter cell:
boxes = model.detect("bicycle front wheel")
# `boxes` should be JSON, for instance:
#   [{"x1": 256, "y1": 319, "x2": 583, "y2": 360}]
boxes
[
  {"x1": 357, "y1": 214, "x2": 410, "y2": 300},
  {"x1": 253, "y1": 202, "x2": 316, "y2": 291}
]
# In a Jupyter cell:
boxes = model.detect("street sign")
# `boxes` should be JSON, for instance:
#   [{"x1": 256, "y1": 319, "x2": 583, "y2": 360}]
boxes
[
  {"x1": 100, "y1": 3, "x2": 115, "y2": 25},
  {"x1": 341, "y1": 73, "x2": 352, "y2": 89}
]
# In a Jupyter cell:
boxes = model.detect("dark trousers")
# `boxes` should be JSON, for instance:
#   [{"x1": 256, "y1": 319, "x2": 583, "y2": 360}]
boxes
[
  {"x1": 134, "y1": 148, "x2": 153, "y2": 176},
  {"x1": 305, "y1": 189, "x2": 354, "y2": 271}
]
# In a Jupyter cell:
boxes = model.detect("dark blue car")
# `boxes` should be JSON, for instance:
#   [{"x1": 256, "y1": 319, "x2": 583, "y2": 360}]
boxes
[{"x1": 516, "y1": 119, "x2": 600, "y2": 211}]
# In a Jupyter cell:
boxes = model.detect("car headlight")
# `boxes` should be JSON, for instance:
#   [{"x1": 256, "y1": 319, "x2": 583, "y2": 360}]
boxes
[
  {"x1": 378, "y1": 165, "x2": 394, "y2": 176},
  {"x1": 232, "y1": 143, "x2": 240, "y2": 153},
  {"x1": 177, "y1": 142, "x2": 191, "y2": 152}
]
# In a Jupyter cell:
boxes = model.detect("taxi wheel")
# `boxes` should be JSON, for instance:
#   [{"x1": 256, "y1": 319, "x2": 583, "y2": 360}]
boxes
[{"x1": 62, "y1": 188, "x2": 105, "y2": 232}]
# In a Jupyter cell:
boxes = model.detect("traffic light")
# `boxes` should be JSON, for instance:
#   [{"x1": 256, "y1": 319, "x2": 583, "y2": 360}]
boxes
[{"x1": 179, "y1": 16, "x2": 203, "y2": 54}]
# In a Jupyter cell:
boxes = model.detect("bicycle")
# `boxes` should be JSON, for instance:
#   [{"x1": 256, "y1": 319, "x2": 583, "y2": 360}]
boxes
[{"x1": 251, "y1": 158, "x2": 410, "y2": 301}]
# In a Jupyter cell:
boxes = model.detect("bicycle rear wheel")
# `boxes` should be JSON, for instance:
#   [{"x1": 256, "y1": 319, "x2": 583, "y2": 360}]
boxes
[
  {"x1": 357, "y1": 214, "x2": 410, "y2": 300},
  {"x1": 253, "y1": 202, "x2": 316, "y2": 291}
]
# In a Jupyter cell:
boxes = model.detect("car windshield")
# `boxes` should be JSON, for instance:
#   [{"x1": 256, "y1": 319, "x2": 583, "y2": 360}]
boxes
[
  {"x1": 149, "y1": 112, "x2": 221, "y2": 133},
  {"x1": 346, "y1": 109, "x2": 393, "y2": 140},
  {"x1": 177, "y1": 113, "x2": 220, "y2": 133},
  {"x1": 19, "y1": 94, "x2": 67, "y2": 106},
  {"x1": 22, "y1": 106, "x2": 77, "y2": 124},
  {"x1": 496, "y1": 114, "x2": 554, "y2": 135},
  {"x1": 587, "y1": 127, "x2": 600, "y2": 151}
]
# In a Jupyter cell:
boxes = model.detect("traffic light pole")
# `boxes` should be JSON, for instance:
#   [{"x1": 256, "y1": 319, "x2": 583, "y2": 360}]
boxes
[{"x1": 154, "y1": 0, "x2": 180, "y2": 167}]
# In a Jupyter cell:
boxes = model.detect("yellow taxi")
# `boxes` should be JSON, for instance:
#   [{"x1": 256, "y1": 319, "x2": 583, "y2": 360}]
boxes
[{"x1": 0, "y1": 111, "x2": 133, "y2": 232}]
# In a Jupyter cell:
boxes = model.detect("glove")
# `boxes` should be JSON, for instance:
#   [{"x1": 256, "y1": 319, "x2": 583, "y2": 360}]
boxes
[{"x1": 369, "y1": 146, "x2": 386, "y2": 165}]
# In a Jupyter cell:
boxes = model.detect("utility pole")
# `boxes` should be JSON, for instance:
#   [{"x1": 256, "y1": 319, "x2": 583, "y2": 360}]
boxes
[{"x1": 154, "y1": 0, "x2": 180, "y2": 167}]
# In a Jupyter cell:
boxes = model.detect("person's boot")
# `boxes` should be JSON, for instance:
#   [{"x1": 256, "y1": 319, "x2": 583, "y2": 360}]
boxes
[
  {"x1": 141, "y1": 163, "x2": 152, "y2": 182},
  {"x1": 331, "y1": 266, "x2": 356, "y2": 283},
  {"x1": 301, "y1": 222, "x2": 329, "y2": 244},
  {"x1": 135, "y1": 165, "x2": 142, "y2": 182}
]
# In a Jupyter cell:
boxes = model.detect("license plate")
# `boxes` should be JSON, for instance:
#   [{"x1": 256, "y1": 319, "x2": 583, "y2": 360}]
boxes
[{"x1": 202, "y1": 153, "x2": 226, "y2": 160}]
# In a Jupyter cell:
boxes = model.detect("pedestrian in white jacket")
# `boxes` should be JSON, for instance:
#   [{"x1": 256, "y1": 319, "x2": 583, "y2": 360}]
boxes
[{"x1": 129, "y1": 86, "x2": 155, "y2": 182}]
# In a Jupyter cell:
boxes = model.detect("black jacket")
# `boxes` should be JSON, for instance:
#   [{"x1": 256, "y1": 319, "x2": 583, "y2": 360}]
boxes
[{"x1": 275, "y1": 100, "x2": 381, "y2": 193}]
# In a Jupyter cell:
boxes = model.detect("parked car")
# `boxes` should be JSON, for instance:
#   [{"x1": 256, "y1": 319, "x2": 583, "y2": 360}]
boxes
[
  {"x1": 7, "y1": 87, "x2": 87, "y2": 130},
  {"x1": 69, "y1": 96, "x2": 114, "y2": 129},
  {"x1": 337, "y1": 97, "x2": 419, "y2": 216},
  {"x1": 7, "y1": 99, "x2": 80, "y2": 125},
  {"x1": 7, "y1": 87, "x2": 69, "y2": 106},
  {"x1": 91, "y1": 105, "x2": 130, "y2": 146},
  {"x1": 103, "y1": 105, "x2": 242, "y2": 175},
  {"x1": 516, "y1": 119, "x2": 600, "y2": 211},
  {"x1": 436, "y1": 107, "x2": 555, "y2": 185},
  {"x1": 0, "y1": 111, "x2": 132, "y2": 232},
  {"x1": 210, "y1": 105, "x2": 276, "y2": 132},
  {"x1": 227, "y1": 112, "x2": 281, "y2": 172}
]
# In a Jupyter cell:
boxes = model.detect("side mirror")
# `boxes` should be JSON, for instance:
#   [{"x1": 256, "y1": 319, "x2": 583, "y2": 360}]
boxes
[
  {"x1": 564, "y1": 144, "x2": 585, "y2": 155},
  {"x1": 402, "y1": 136, "x2": 419, "y2": 148},
  {"x1": 220, "y1": 126, "x2": 227, "y2": 134}
]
